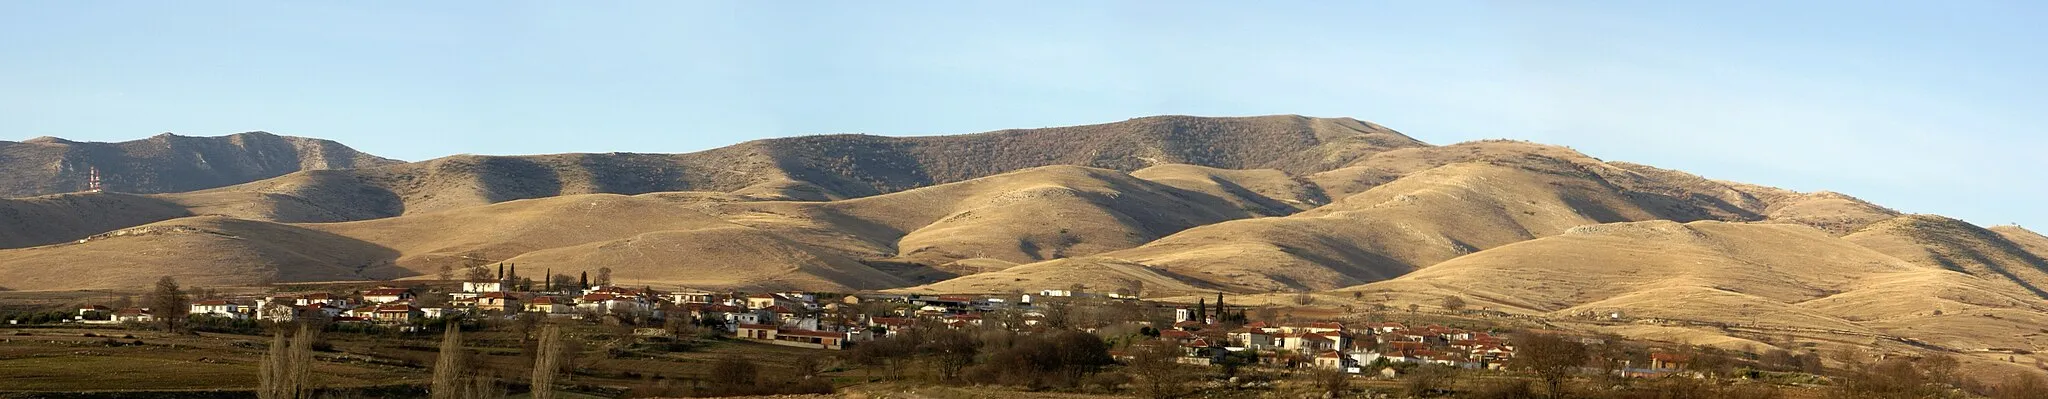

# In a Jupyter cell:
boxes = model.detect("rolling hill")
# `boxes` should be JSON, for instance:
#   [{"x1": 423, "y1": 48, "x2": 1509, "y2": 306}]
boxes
[
  {"x1": 160, "y1": 115, "x2": 1424, "y2": 219},
  {"x1": 906, "y1": 141, "x2": 1846, "y2": 295},
  {"x1": 0, "y1": 192, "x2": 193, "y2": 249},
  {"x1": 0, "y1": 216, "x2": 400, "y2": 291}
]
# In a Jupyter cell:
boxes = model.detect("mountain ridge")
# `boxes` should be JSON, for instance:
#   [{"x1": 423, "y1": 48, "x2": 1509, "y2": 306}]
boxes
[{"x1": 0, "y1": 131, "x2": 402, "y2": 198}]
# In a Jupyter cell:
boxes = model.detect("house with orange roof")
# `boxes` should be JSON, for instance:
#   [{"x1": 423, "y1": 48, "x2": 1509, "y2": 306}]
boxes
[
  {"x1": 525, "y1": 296, "x2": 572, "y2": 314},
  {"x1": 477, "y1": 292, "x2": 522, "y2": 312},
  {"x1": 372, "y1": 304, "x2": 421, "y2": 323}
]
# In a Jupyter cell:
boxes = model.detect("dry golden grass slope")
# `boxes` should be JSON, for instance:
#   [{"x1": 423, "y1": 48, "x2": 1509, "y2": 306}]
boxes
[
  {"x1": 500, "y1": 226, "x2": 909, "y2": 292},
  {"x1": 0, "y1": 192, "x2": 192, "y2": 248},
  {"x1": 690, "y1": 165, "x2": 1289, "y2": 272},
  {"x1": 0, "y1": 192, "x2": 914, "y2": 292},
  {"x1": 1345, "y1": 221, "x2": 2048, "y2": 351},
  {"x1": 0, "y1": 215, "x2": 400, "y2": 290},
  {"x1": 1845, "y1": 215, "x2": 2048, "y2": 299},
  {"x1": 1993, "y1": 225, "x2": 2048, "y2": 258},
  {"x1": 0, "y1": 164, "x2": 1302, "y2": 292},
  {"x1": 1130, "y1": 164, "x2": 1328, "y2": 212},
  {"x1": 301, "y1": 193, "x2": 753, "y2": 275},
  {"x1": 907, "y1": 143, "x2": 1785, "y2": 295}
]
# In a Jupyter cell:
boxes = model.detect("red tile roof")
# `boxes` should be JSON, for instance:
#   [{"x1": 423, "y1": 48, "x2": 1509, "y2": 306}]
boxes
[{"x1": 777, "y1": 329, "x2": 844, "y2": 339}]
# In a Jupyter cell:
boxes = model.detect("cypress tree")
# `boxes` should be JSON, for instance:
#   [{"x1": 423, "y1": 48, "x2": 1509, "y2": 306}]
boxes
[
  {"x1": 579, "y1": 271, "x2": 589, "y2": 290},
  {"x1": 1196, "y1": 298, "x2": 1207, "y2": 322}
]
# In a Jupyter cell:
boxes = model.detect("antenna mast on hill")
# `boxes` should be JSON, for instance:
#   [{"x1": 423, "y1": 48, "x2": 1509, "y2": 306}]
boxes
[{"x1": 87, "y1": 166, "x2": 103, "y2": 193}]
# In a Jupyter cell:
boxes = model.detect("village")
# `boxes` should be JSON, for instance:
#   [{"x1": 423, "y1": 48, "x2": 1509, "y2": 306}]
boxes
[{"x1": 51, "y1": 265, "x2": 1716, "y2": 383}]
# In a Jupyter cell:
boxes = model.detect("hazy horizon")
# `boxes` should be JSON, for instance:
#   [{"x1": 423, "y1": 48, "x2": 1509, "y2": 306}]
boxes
[{"x1": 5, "y1": 1, "x2": 2043, "y2": 228}]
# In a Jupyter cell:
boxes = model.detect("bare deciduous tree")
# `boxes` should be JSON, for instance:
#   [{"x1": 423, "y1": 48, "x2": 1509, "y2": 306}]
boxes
[
  {"x1": 259, "y1": 324, "x2": 317, "y2": 399},
  {"x1": 431, "y1": 323, "x2": 467, "y2": 399},
  {"x1": 145, "y1": 276, "x2": 190, "y2": 332},
  {"x1": 530, "y1": 324, "x2": 565, "y2": 399},
  {"x1": 1309, "y1": 366, "x2": 1351, "y2": 397},
  {"x1": 1510, "y1": 332, "x2": 1586, "y2": 399},
  {"x1": 465, "y1": 265, "x2": 494, "y2": 282},
  {"x1": 1442, "y1": 295, "x2": 1466, "y2": 311},
  {"x1": 1125, "y1": 341, "x2": 1195, "y2": 398}
]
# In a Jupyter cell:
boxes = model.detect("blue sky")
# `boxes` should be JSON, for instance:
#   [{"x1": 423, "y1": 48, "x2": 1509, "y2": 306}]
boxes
[{"x1": 4, "y1": 2, "x2": 2043, "y2": 228}]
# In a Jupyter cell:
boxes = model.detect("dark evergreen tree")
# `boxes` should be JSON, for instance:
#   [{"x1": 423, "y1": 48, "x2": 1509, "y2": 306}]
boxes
[
  {"x1": 579, "y1": 271, "x2": 589, "y2": 290},
  {"x1": 1195, "y1": 298, "x2": 1207, "y2": 322}
]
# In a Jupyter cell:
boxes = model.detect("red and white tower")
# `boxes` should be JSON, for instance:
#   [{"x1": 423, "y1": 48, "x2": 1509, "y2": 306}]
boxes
[{"x1": 87, "y1": 166, "x2": 102, "y2": 193}]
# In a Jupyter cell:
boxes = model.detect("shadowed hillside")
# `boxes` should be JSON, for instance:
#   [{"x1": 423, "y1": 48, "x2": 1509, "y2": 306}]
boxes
[
  {"x1": 1846, "y1": 215, "x2": 2048, "y2": 299},
  {"x1": 0, "y1": 132, "x2": 399, "y2": 198},
  {"x1": 0, "y1": 192, "x2": 192, "y2": 248},
  {"x1": 184, "y1": 115, "x2": 1425, "y2": 218}
]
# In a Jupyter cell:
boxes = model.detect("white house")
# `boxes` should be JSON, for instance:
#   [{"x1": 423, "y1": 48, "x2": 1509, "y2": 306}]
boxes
[
  {"x1": 76, "y1": 305, "x2": 112, "y2": 322},
  {"x1": 725, "y1": 309, "x2": 775, "y2": 329},
  {"x1": 362, "y1": 288, "x2": 414, "y2": 304},
  {"x1": 1346, "y1": 351, "x2": 1385, "y2": 371},
  {"x1": 745, "y1": 294, "x2": 803, "y2": 311},
  {"x1": 670, "y1": 291, "x2": 714, "y2": 305},
  {"x1": 421, "y1": 307, "x2": 460, "y2": 319},
  {"x1": 294, "y1": 293, "x2": 348, "y2": 308},
  {"x1": 112, "y1": 308, "x2": 154, "y2": 324},
  {"x1": 190, "y1": 300, "x2": 244, "y2": 319},
  {"x1": 463, "y1": 281, "x2": 504, "y2": 293}
]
